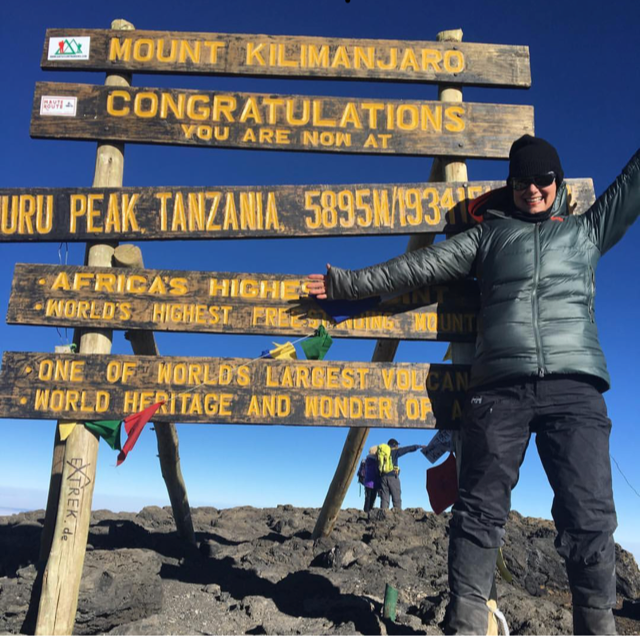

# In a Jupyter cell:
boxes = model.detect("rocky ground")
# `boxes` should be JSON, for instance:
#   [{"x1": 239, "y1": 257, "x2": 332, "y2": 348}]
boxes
[{"x1": 1, "y1": 505, "x2": 639, "y2": 635}]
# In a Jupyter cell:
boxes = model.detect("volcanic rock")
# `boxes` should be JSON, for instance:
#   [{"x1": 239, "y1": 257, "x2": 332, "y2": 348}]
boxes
[{"x1": 0, "y1": 506, "x2": 638, "y2": 635}]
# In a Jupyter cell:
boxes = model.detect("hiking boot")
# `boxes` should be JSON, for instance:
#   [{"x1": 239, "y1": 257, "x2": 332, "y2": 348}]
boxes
[
  {"x1": 444, "y1": 535, "x2": 498, "y2": 634},
  {"x1": 573, "y1": 606, "x2": 617, "y2": 635},
  {"x1": 444, "y1": 596, "x2": 490, "y2": 635}
]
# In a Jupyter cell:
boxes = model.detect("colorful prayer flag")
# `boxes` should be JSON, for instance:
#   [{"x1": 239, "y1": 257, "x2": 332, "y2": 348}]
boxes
[
  {"x1": 84, "y1": 419, "x2": 122, "y2": 451},
  {"x1": 422, "y1": 430, "x2": 453, "y2": 464},
  {"x1": 426, "y1": 453, "x2": 458, "y2": 515},
  {"x1": 117, "y1": 402, "x2": 164, "y2": 466},
  {"x1": 497, "y1": 548, "x2": 513, "y2": 583},
  {"x1": 58, "y1": 422, "x2": 76, "y2": 441},
  {"x1": 301, "y1": 325, "x2": 333, "y2": 360},
  {"x1": 269, "y1": 342, "x2": 297, "y2": 360}
]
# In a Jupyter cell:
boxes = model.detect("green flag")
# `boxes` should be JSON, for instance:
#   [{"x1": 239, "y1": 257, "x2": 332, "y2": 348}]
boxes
[
  {"x1": 301, "y1": 325, "x2": 333, "y2": 360},
  {"x1": 84, "y1": 420, "x2": 123, "y2": 451}
]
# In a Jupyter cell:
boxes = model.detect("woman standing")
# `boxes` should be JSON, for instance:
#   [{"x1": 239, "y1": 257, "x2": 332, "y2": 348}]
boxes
[
  {"x1": 308, "y1": 136, "x2": 640, "y2": 635},
  {"x1": 362, "y1": 445, "x2": 380, "y2": 513}
]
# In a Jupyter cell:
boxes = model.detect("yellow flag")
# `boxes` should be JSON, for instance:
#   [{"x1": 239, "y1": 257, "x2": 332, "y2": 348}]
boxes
[
  {"x1": 270, "y1": 342, "x2": 297, "y2": 360},
  {"x1": 497, "y1": 547, "x2": 513, "y2": 583},
  {"x1": 486, "y1": 599, "x2": 499, "y2": 635},
  {"x1": 58, "y1": 423, "x2": 76, "y2": 441}
]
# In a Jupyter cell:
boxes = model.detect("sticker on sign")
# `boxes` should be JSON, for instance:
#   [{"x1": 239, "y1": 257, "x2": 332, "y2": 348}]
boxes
[
  {"x1": 40, "y1": 96, "x2": 77, "y2": 117},
  {"x1": 47, "y1": 36, "x2": 91, "y2": 60}
]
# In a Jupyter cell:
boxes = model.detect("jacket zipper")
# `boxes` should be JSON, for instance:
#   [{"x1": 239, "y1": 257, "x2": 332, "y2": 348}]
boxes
[
  {"x1": 532, "y1": 224, "x2": 545, "y2": 376},
  {"x1": 588, "y1": 265, "x2": 595, "y2": 322}
]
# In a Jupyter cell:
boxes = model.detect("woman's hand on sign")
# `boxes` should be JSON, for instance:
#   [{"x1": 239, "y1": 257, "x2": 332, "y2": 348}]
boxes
[{"x1": 307, "y1": 264, "x2": 331, "y2": 299}]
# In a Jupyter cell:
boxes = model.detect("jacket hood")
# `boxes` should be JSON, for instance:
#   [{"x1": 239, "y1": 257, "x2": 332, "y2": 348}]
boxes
[{"x1": 468, "y1": 182, "x2": 569, "y2": 223}]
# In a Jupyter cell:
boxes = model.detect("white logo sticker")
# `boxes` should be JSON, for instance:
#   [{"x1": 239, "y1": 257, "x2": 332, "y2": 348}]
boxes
[
  {"x1": 48, "y1": 36, "x2": 91, "y2": 61},
  {"x1": 40, "y1": 96, "x2": 78, "y2": 117}
]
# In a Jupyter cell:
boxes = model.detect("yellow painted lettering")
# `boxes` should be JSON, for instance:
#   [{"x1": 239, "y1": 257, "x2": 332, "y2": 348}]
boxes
[
  {"x1": 421, "y1": 49, "x2": 442, "y2": 72},
  {"x1": 308, "y1": 44, "x2": 329, "y2": 67},
  {"x1": 160, "y1": 92, "x2": 185, "y2": 119},
  {"x1": 246, "y1": 42, "x2": 266, "y2": 66},
  {"x1": 106, "y1": 90, "x2": 130, "y2": 116},
  {"x1": 186, "y1": 95, "x2": 210, "y2": 120},
  {"x1": 339, "y1": 102, "x2": 362, "y2": 129},
  {"x1": 178, "y1": 40, "x2": 199, "y2": 64},
  {"x1": 132, "y1": 38, "x2": 154, "y2": 62},
  {"x1": 212, "y1": 95, "x2": 236, "y2": 122},
  {"x1": 109, "y1": 37, "x2": 131, "y2": 61},
  {"x1": 156, "y1": 38, "x2": 177, "y2": 63},
  {"x1": 399, "y1": 48, "x2": 420, "y2": 71},
  {"x1": 239, "y1": 97, "x2": 262, "y2": 124},
  {"x1": 312, "y1": 100, "x2": 336, "y2": 127},
  {"x1": 87, "y1": 193, "x2": 104, "y2": 233},
  {"x1": 445, "y1": 105, "x2": 466, "y2": 132},
  {"x1": 203, "y1": 41, "x2": 225, "y2": 64},
  {"x1": 134, "y1": 92, "x2": 158, "y2": 118}
]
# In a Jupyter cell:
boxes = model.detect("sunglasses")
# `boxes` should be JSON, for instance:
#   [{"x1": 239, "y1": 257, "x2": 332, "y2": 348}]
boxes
[{"x1": 510, "y1": 172, "x2": 556, "y2": 191}]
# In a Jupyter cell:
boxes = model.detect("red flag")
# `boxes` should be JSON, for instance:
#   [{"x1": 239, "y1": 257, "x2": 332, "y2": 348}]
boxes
[
  {"x1": 426, "y1": 453, "x2": 459, "y2": 515},
  {"x1": 116, "y1": 402, "x2": 164, "y2": 466}
]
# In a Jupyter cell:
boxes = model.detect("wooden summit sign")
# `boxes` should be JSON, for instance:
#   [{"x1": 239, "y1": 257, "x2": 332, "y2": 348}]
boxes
[
  {"x1": 0, "y1": 352, "x2": 469, "y2": 428},
  {"x1": 31, "y1": 82, "x2": 534, "y2": 158},
  {"x1": 0, "y1": 179, "x2": 595, "y2": 242},
  {"x1": 41, "y1": 29, "x2": 531, "y2": 88},
  {"x1": 7, "y1": 263, "x2": 479, "y2": 342}
]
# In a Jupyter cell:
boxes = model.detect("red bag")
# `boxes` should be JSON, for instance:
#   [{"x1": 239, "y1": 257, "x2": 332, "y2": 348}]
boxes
[{"x1": 426, "y1": 453, "x2": 459, "y2": 515}]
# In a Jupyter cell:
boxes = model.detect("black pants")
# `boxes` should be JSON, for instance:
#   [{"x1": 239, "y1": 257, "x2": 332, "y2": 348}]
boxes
[
  {"x1": 450, "y1": 375, "x2": 617, "y2": 610},
  {"x1": 364, "y1": 487, "x2": 378, "y2": 512}
]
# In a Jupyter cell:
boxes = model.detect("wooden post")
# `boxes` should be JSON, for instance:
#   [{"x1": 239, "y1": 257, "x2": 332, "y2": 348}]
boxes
[
  {"x1": 312, "y1": 30, "x2": 464, "y2": 539},
  {"x1": 428, "y1": 30, "x2": 498, "y2": 636},
  {"x1": 312, "y1": 28, "x2": 484, "y2": 540},
  {"x1": 35, "y1": 19, "x2": 134, "y2": 636},
  {"x1": 113, "y1": 244, "x2": 196, "y2": 545},
  {"x1": 39, "y1": 427, "x2": 64, "y2": 561}
]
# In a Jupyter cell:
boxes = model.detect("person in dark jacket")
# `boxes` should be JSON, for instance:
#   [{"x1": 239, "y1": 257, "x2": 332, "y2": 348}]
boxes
[
  {"x1": 308, "y1": 136, "x2": 640, "y2": 635},
  {"x1": 379, "y1": 438, "x2": 423, "y2": 510},
  {"x1": 362, "y1": 445, "x2": 380, "y2": 513}
]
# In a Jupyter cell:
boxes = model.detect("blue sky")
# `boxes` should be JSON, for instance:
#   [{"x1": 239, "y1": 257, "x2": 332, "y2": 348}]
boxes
[{"x1": 1, "y1": 0, "x2": 639, "y2": 561}]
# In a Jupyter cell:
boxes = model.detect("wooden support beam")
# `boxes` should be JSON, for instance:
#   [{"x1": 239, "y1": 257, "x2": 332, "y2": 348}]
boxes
[
  {"x1": 430, "y1": 30, "x2": 499, "y2": 636},
  {"x1": 114, "y1": 244, "x2": 196, "y2": 545},
  {"x1": 312, "y1": 28, "x2": 473, "y2": 540},
  {"x1": 35, "y1": 19, "x2": 134, "y2": 636}
]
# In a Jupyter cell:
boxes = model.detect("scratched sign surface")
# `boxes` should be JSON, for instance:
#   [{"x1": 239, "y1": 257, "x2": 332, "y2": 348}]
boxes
[
  {"x1": 31, "y1": 82, "x2": 534, "y2": 158},
  {"x1": 7, "y1": 264, "x2": 479, "y2": 342},
  {"x1": 0, "y1": 179, "x2": 595, "y2": 242},
  {"x1": 0, "y1": 352, "x2": 469, "y2": 429},
  {"x1": 42, "y1": 29, "x2": 531, "y2": 88}
]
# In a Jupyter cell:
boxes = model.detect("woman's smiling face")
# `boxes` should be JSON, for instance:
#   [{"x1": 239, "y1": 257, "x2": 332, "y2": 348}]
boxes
[{"x1": 513, "y1": 179, "x2": 557, "y2": 214}]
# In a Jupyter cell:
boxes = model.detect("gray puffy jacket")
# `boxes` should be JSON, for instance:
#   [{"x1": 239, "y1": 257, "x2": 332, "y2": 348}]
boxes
[{"x1": 327, "y1": 150, "x2": 640, "y2": 390}]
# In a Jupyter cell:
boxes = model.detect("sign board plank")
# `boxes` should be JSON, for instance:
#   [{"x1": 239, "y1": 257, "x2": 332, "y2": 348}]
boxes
[
  {"x1": 41, "y1": 29, "x2": 531, "y2": 88},
  {"x1": 0, "y1": 179, "x2": 595, "y2": 242},
  {"x1": 30, "y1": 82, "x2": 534, "y2": 159},
  {"x1": 0, "y1": 352, "x2": 469, "y2": 429},
  {"x1": 8, "y1": 263, "x2": 479, "y2": 342}
]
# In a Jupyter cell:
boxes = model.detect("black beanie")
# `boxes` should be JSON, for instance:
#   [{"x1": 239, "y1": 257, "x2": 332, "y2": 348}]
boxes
[
  {"x1": 508, "y1": 135, "x2": 564, "y2": 185},
  {"x1": 387, "y1": 438, "x2": 399, "y2": 447}
]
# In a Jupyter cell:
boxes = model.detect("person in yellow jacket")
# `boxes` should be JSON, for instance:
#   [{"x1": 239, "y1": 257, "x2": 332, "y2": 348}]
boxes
[{"x1": 378, "y1": 438, "x2": 424, "y2": 510}]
